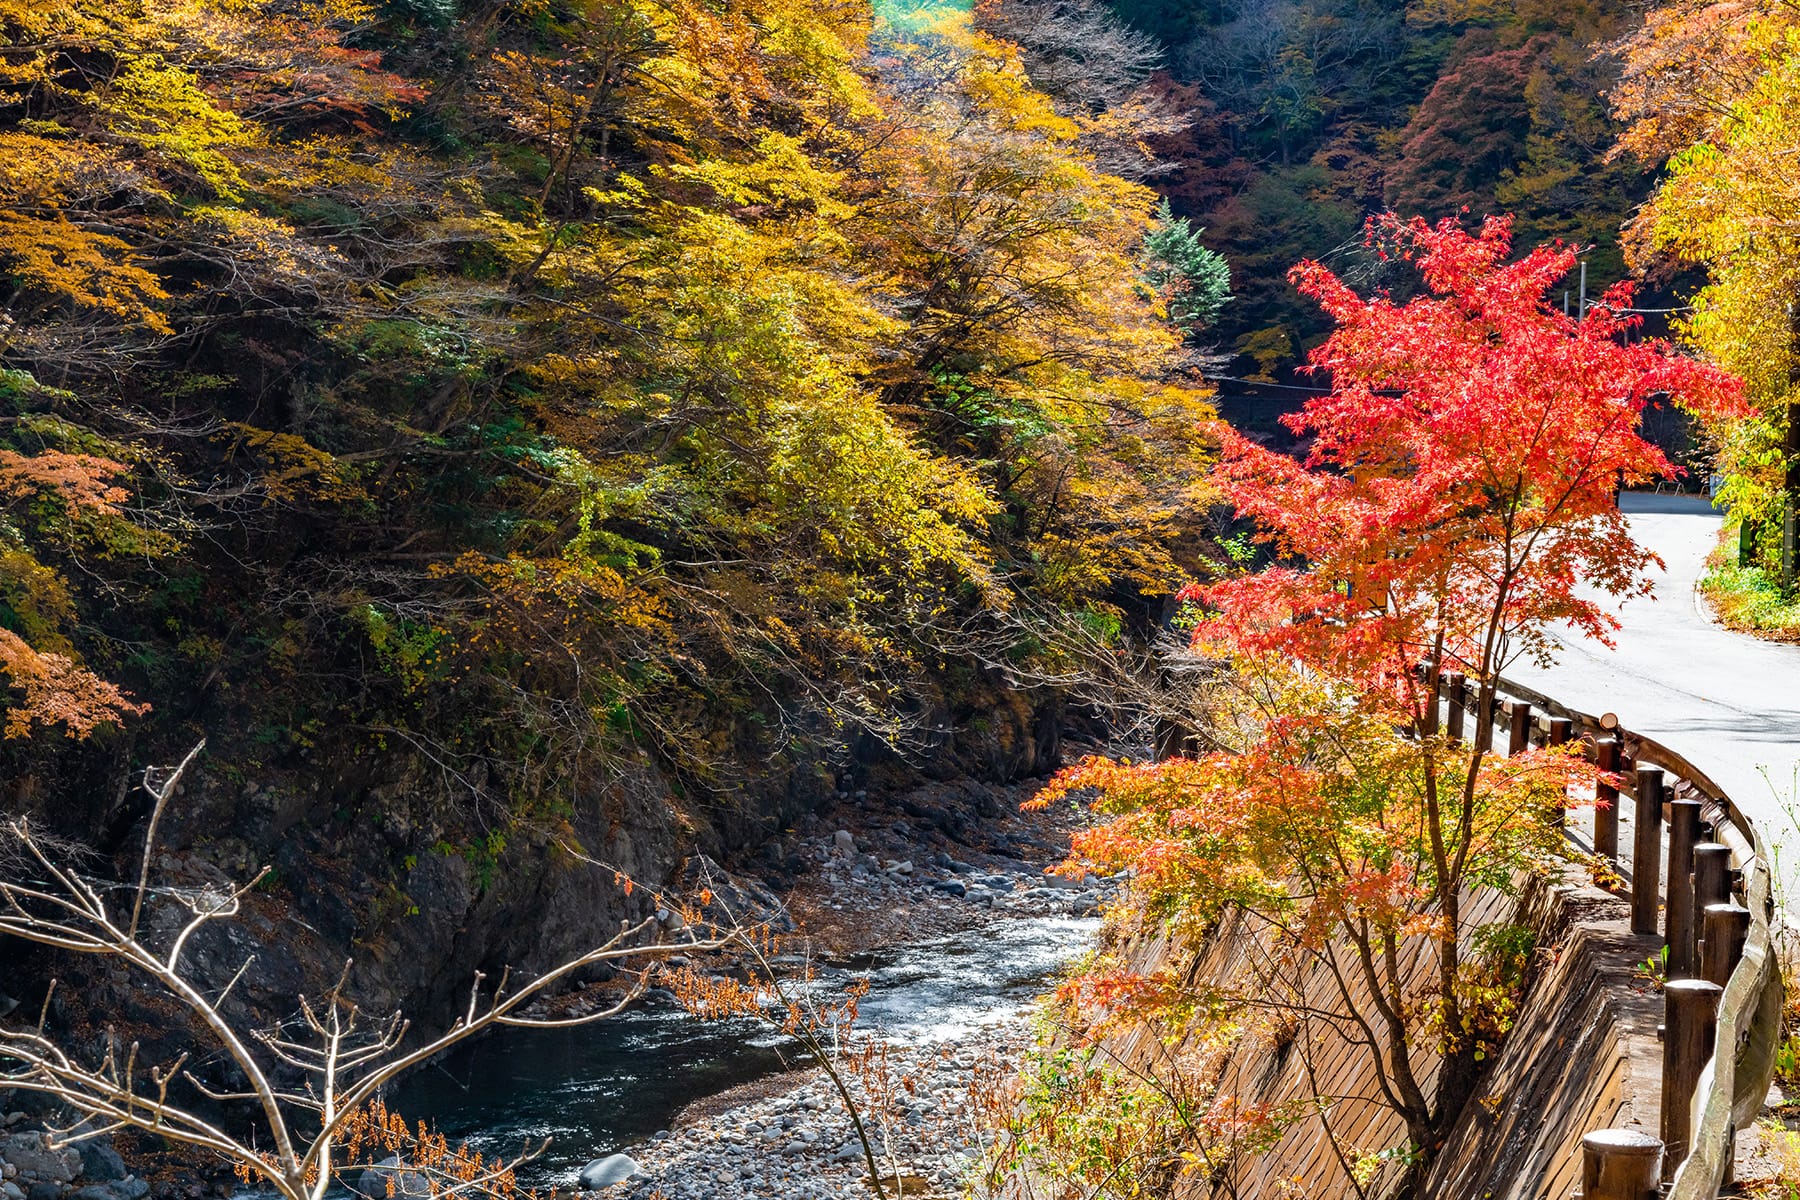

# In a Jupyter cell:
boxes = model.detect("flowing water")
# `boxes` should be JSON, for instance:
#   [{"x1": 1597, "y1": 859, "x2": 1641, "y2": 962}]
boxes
[{"x1": 385, "y1": 915, "x2": 1096, "y2": 1187}]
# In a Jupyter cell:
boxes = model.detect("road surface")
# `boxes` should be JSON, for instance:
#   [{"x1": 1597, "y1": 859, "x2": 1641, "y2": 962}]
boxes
[{"x1": 1510, "y1": 493, "x2": 1800, "y2": 883}]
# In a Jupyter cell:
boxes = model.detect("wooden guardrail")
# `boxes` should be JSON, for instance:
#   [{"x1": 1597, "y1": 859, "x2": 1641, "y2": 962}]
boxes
[{"x1": 1433, "y1": 672, "x2": 1783, "y2": 1200}]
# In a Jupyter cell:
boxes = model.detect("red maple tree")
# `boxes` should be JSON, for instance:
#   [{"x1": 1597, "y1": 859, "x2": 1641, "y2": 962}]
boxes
[
  {"x1": 1035, "y1": 214, "x2": 1746, "y2": 1188},
  {"x1": 1207, "y1": 212, "x2": 1745, "y2": 722}
]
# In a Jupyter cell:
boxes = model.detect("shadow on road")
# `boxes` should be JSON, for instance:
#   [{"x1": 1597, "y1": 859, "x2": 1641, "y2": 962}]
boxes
[{"x1": 1619, "y1": 492, "x2": 1720, "y2": 515}]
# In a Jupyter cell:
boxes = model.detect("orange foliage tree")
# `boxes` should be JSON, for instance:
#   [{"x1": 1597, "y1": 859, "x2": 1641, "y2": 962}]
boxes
[
  {"x1": 1032, "y1": 214, "x2": 1745, "y2": 1191},
  {"x1": 0, "y1": 443, "x2": 147, "y2": 738}
]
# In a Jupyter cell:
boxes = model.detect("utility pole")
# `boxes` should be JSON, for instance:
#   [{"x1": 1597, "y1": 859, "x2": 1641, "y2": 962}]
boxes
[
  {"x1": 1578, "y1": 260, "x2": 1588, "y2": 321},
  {"x1": 1786, "y1": 303, "x2": 1800, "y2": 592}
]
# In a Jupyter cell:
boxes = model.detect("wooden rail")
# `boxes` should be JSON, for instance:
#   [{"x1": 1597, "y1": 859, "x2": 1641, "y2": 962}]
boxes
[{"x1": 1434, "y1": 673, "x2": 1783, "y2": 1198}]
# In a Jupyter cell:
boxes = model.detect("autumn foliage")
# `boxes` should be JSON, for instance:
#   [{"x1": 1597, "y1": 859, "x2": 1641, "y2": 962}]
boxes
[
  {"x1": 1032, "y1": 214, "x2": 1744, "y2": 1191},
  {"x1": 1611, "y1": 0, "x2": 1800, "y2": 573},
  {"x1": 0, "y1": 443, "x2": 148, "y2": 737},
  {"x1": 0, "y1": 0, "x2": 1216, "y2": 822},
  {"x1": 1206, "y1": 214, "x2": 1746, "y2": 710}
]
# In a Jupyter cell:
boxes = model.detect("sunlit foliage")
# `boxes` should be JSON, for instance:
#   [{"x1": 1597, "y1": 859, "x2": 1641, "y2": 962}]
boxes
[
  {"x1": 1612, "y1": 0, "x2": 1800, "y2": 569},
  {"x1": 0, "y1": 0, "x2": 1212, "y2": 834}
]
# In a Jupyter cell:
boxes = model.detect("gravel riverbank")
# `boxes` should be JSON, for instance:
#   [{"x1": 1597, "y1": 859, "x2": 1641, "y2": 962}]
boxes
[
  {"x1": 597, "y1": 775, "x2": 1113, "y2": 1199},
  {"x1": 621, "y1": 1030, "x2": 1026, "y2": 1200}
]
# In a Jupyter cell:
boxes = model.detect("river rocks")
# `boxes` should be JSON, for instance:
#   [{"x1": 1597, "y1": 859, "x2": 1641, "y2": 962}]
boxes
[
  {"x1": 72, "y1": 1143, "x2": 124, "y2": 1185},
  {"x1": 576, "y1": 1154, "x2": 641, "y2": 1189},
  {"x1": 354, "y1": 1157, "x2": 430, "y2": 1200},
  {"x1": 622, "y1": 1027, "x2": 1023, "y2": 1200},
  {"x1": 71, "y1": 1181, "x2": 148, "y2": 1200},
  {"x1": 788, "y1": 775, "x2": 1117, "y2": 949},
  {"x1": 586, "y1": 766, "x2": 1112, "y2": 1200},
  {"x1": 0, "y1": 1135, "x2": 80, "y2": 1184},
  {"x1": 681, "y1": 855, "x2": 795, "y2": 933}
]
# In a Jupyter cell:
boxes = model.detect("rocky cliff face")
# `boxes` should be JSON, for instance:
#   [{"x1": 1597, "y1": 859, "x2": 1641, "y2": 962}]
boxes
[{"x1": 0, "y1": 670, "x2": 1063, "y2": 1039}]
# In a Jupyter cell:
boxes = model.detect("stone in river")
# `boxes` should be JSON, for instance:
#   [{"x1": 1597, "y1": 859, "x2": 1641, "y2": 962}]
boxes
[
  {"x1": 578, "y1": 1154, "x2": 642, "y2": 1190},
  {"x1": 76, "y1": 1140, "x2": 128, "y2": 1183},
  {"x1": 355, "y1": 1158, "x2": 430, "y2": 1200}
]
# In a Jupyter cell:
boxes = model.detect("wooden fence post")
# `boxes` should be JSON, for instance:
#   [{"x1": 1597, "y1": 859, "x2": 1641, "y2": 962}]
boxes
[
  {"x1": 1546, "y1": 717, "x2": 1573, "y2": 828},
  {"x1": 1665, "y1": 800, "x2": 1703, "y2": 978},
  {"x1": 1508, "y1": 701, "x2": 1532, "y2": 756},
  {"x1": 1692, "y1": 842, "x2": 1731, "y2": 912},
  {"x1": 1580, "y1": 1128, "x2": 1663, "y2": 1200},
  {"x1": 1661, "y1": 978, "x2": 1724, "y2": 1177},
  {"x1": 1445, "y1": 672, "x2": 1465, "y2": 743},
  {"x1": 1594, "y1": 737, "x2": 1621, "y2": 864},
  {"x1": 1631, "y1": 767, "x2": 1664, "y2": 936},
  {"x1": 1701, "y1": 902, "x2": 1752, "y2": 988}
]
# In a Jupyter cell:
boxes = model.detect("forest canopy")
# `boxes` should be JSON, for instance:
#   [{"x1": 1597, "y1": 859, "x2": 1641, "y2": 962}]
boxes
[
  {"x1": 0, "y1": 0, "x2": 1217, "y2": 816},
  {"x1": 1108, "y1": 0, "x2": 1662, "y2": 382}
]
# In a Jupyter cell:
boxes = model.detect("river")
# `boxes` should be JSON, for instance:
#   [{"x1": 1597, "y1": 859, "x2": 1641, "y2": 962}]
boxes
[{"x1": 385, "y1": 915, "x2": 1098, "y2": 1188}]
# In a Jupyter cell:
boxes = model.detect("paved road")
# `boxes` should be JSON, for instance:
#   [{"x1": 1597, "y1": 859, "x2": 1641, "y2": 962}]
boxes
[{"x1": 1510, "y1": 493, "x2": 1800, "y2": 879}]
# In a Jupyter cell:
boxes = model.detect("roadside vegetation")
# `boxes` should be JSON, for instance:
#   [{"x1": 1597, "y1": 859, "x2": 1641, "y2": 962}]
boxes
[
  {"x1": 1701, "y1": 539, "x2": 1800, "y2": 641},
  {"x1": 1613, "y1": 0, "x2": 1800, "y2": 589}
]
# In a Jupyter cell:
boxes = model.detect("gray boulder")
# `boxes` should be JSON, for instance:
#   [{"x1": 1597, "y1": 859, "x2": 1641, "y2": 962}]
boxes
[
  {"x1": 354, "y1": 1157, "x2": 430, "y2": 1200},
  {"x1": 577, "y1": 1154, "x2": 641, "y2": 1190},
  {"x1": 832, "y1": 831, "x2": 856, "y2": 858},
  {"x1": 73, "y1": 1181, "x2": 148, "y2": 1200},
  {"x1": 75, "y1": 1141, "x2": 126, "y2": 1183},
  {"x1": 0, "y1": 1133, "x2": 80, "y2": 1183}
]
